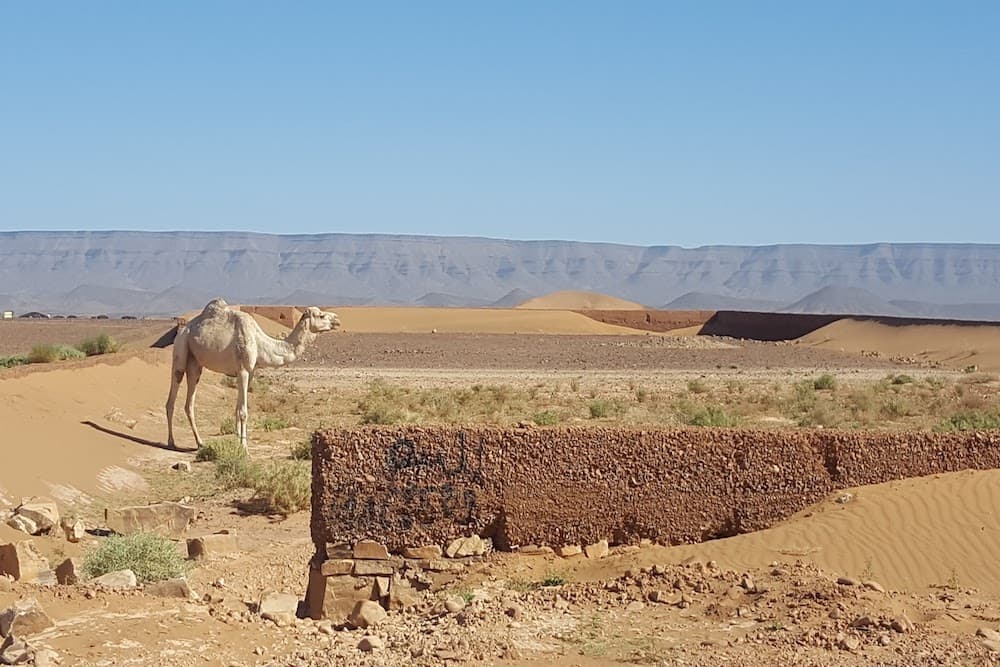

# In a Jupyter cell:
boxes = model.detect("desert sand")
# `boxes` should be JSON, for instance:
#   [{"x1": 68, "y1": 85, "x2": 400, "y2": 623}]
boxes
[
  {"x1": 798, "y1": 318, "x2": 1000, "y2": 371},
  {"x1": 515, "y1": 290, "x2": 648, "y2": 310}
]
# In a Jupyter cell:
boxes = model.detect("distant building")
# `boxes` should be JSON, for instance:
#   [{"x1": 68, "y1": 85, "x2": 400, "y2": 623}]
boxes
[{"x1": 1, "y1": 310, "x2": 12, "y2": 320}]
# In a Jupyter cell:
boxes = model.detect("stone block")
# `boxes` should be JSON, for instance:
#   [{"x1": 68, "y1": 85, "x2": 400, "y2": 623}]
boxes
[{"x1": 104, "y1": 502, "x2": 196, "y2": 539}]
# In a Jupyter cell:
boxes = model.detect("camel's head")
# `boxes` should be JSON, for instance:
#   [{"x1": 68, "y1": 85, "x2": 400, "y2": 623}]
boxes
[{"x1": 302, "y1": 306, "x2": 341, "y2": 333}]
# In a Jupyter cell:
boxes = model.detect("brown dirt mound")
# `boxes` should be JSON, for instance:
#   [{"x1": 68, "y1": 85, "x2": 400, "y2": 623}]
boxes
[{"x1": 515, "y1": 290, "x2": 647, "y2": 310}]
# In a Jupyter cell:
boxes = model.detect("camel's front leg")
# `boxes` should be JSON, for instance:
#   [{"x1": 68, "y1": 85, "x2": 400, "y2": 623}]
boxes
[
  {"x1": 184, "y1": 360, "x2": 205, "y2": 448},
  {"x1": 236, "y1": 369, "x2": 251, "y2": 455}
]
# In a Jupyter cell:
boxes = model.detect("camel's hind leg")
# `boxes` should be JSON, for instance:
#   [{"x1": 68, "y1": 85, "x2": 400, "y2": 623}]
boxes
[
  {"x1": 184, "y1": 359, "x2": 205, "y2": 448},
  {"x1": 236, "y1": 368, "x2": 251, "y2": 455}
]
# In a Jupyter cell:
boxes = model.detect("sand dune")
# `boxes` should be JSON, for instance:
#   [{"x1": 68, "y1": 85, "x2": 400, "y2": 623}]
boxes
[
  {"x1": 326, "y1": 306, "x2": 651, "y2": 334},
  {"x1": 660, "y1": 468, "x2": 1000, "y2": 594},
  {"x1": 797, "y1": 318, "x2": 1000, "y2": 371},
  {"x1": 515, "y1": 290, "x2": 647, "y2": 310},
  {"x1": 0, "y1": 350, "x2": 222, "y2": 508}
]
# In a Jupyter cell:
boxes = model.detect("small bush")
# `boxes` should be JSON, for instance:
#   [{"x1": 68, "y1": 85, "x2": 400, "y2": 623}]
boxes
[
  {"x1": 588, "y1": 399, "x2": 623, "y2": 419},
  {"x1": 212, "y1": 445, "x2": 259, "y2": 490},
  {"x1": 936, "y1": 410, "x2": 1000, "y2": 432},
  {"x1": 83, "y1": 533, "x2": 187, "y2": 583},
  {"x1": 687, "y1": 379, "x2": 710, "y2": 394},
  {"x1": 683, "y1": 405, "x2": 738, "y2": 427},
  {"x1": 0, "y1": 355, "x2": 29, "y2": 369},
  {"x1": 541, "y1": 574, "x2": 568, "y2": 587},
  {"x1": 532, "y1": 411, "x2": 559, "y2": 426},
  {"x1": 219, "y1": 417, "x2": 237, "y2": 435},
  {"x1": 290, "y1": 440, "x2": 312, "y2": 460},
  {"x1": 252, "y1": 460, "x2": 311, "y2": 514},
  {"x1": 360, "y1": 401, "x2": 405, "y2": 425},
  {"x1": 28, "y1": 344, "x2": 85, "y2": 364},
  {"x1": 195, "y1": 438, "x2": 244, "y2": 462},
  {"x1": 889, "y1": 374, "x2": 914, "y2": 385},
  {"x1": 813, "y1": 374, "x2": 837, "y2": 391},
  {"x1": 76, "y1": 333, "x2": 122, "y2": 356},
  {"x1": 258, "y1": 416, "x2": 289, "y2": 432}
]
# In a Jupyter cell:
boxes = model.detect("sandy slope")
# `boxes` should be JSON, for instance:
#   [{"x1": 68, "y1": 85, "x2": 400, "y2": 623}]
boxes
[
  {"x1": 0, "y1": 350, "x2": 224, "y2": 510},
  {"x1": 327, "y1": 306, "x2": 651, "y2": 334},
  {"x1": 798, "y1": 318, "x2": 1000, "y2": 371},
  {"x1": 515, "y1": 290, "x2": 648, "y2": 310}
]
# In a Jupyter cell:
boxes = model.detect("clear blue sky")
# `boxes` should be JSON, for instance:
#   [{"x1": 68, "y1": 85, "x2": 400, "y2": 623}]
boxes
[{"x1": 1, "y1": 2, "x2": 998, "y2": 247}]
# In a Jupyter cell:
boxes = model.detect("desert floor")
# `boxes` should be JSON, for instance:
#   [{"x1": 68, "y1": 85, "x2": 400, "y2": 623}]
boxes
[{"x1": 3, "y1": 307, "x2": 1000, "y2": 666}]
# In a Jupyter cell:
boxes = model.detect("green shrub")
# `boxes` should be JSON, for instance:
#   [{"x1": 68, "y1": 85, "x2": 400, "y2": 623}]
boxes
[
  {"x1": 541, "y1": 574, "x2": 568, "y2": 587},
  {"x1": 360, "y1": 401, "x2": 405, "y2": 425},
  {"x1": 532, "y1": 411, "x2": 559, "y2": 426},
  {"x1": 195, "y1": 438, "x2": 244, "y2": 462},
  {"x1": 83, "y1": 533, "x2": 187, "y2": 583},
  {"x1": 252, "y1": 460, "x2": 311, "y2": 514},
  {"x1": 889, "y1": 374, "x2": 914, "y2": 385},
  {"x1": 687, "y1": 379, "x2": 710, "y2": 394},
  {"x1": 209, "y1": 443, "x2": 259, "y2": 490},
  {"x1": 290, "y1": 440, "x2": 312, "y2": 460},
  {"x1": 812, "y1": 374, "x2": 837, "y2": 390},
  {"x1": 219, "y1": 417, "x2": 237, "y2": 435},
  {"x1": 258, "y1": 416, "x2": 289, "y2": 432},
  {"x1": 936, "y1": 410, "x2": 1000, "y2": 432},
  {"x1": 0, "y1": 355, "x2": 29, "y2": 369},
  {"x1": 76, "y1": 333, "x2": 122, "y2": 356},
  {"x1": 683, "y1": 405, "x2": 738, "y2": 427},
  {"x1": 588, "y1": 399, "x2": 623, "y2": 419},
  {"x1": 28, "y1": 344, "x2": 85, "y2": 364}
]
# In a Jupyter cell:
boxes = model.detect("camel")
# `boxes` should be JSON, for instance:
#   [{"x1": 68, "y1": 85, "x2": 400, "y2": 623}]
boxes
[{"x1": 166, "y1": 298, "x2": 340, "y2": 453}]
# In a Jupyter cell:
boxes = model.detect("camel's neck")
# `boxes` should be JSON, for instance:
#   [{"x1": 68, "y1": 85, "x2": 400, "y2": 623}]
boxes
[{"x1": 255, "y1": 318, "x2": 316, "y2": 368}]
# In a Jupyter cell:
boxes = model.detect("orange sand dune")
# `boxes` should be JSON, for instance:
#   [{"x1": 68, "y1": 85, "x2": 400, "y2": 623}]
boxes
[
  {"x1": 658, "y1": 468, "x2": 1000, "y2": 594},
  {"x1": 515, "y1": 290, "x2": 647, "y2": 310},
  {"x1": 0, "y1": 350, "x2": 224, "y2": 509},
  {"x1": 797, "y1": 319, "x2": 1000, "y2": 371},
  {"x1": 327, "y1": 307, "x2": 651, "y2": 335}
]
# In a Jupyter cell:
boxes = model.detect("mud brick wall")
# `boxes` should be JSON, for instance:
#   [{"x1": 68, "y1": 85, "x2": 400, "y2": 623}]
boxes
[{"x1": 311, "y1": 426, "x2": 1000, "y2": 554}]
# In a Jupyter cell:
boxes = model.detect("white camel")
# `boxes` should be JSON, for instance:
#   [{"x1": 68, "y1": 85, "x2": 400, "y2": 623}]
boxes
[{"x1": 166, "y1": 298, "x2": 340, "y2": 453}]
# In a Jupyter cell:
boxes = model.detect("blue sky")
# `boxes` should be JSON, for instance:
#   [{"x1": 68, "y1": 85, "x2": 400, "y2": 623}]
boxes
[{"x1": 1, "y1": 2, "x2": 998, "y2": 247}]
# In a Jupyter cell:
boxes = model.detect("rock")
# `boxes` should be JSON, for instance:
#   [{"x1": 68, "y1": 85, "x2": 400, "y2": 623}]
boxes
[
  {"x1": 353, "y1": 540, "x2": 389, "y2": 560},
  {"x1": 93, "y1": 570, "x2": 137, "y2": 590},
  {"x1": 557, "y1": 545, "x2": 583, "y2": 558},
  {"x1": 626, "y1": 601, "x2": 645, "y2": 612},
  {"x1": 353, "y1": 560, "x2": 395, "y2": 577},
  {"x1": 60, "y1": 518, "x2": 86, "y2": 543},
  {"x1": 5, "y1": 516, "x2": 37, "y2": 536},
  {"x1": 837, "y1": 634, "x2": 861, "y2": 651},
  {"x1": 649, "y1": 590, "x2": 682, "y2": 605},
  {"x1": 186, "y1": 532, "x2": 239, "y2": 560},
  {"x1": 259, "y1": 592, "x2": 299, "y2": 619},
  {"x1": 32, "y1": 647, "x2": 60, "y2": 667},
  {"x1": 374, "y1": 576, "x2": 391, "y2": 599},
  {"x1": 104, "y1": 502, "x2": 196, "y2": 539},
  {"x1": 402, "y1": 545, "x2": 442, "y2": 560},
  {"x1": 984, "y1": 639, "x2": 1000, "y2": 653},
  {"x1": 878, "y1": 634, "x2": 892, "y2": 647},
  {"x1": 55, "y1": 558, "x2": 81, "y2": 585},
  {"x1": 0, "y1": 542, "x2": 50, "y2": 583},
  {"x1": 891, "y1": 614, "x2": 914, "y2": 634},
  {"x1": 357, "y1": 635, "x2": 383, "y2": 652},
  {"x1": 863, "y1": 580, "x2": 886, "y2": 593},
  {"x1": 387, "y1": 575, "x2": 419, "y2": 611},
  {"x1": 305, "y1": 570, "x2": 378, "y2": 624},
  {"x1": 739, "y1": 573, "x2": 755, "y2": 592},
  {"x1": 836, "y1": 492, "x2": 854, "y2": 504},
  {"x1": 146, "y1": 578, "x2": 196, "y2": 599},
  {"x1": 319, "y1": 559, "x2": 355, "y2": 576},
  {"x1": 172, "y1": 461, "x2": 192, "y2": 473},
  {"x1": 445, "y1": 535, "x2": 484, "y2": 558},
  {"x1": 14, "y1": 498, "x2": 59, "y2": 535},
  {"x1": 0, "y1": 598, "x2": 54, "y2": 638},
  {"x1": 977, "y1": 628, "x2": 1000, "y2": 642},
  {"x1": 444, "y1": 597, "x2": 466, "y2": 614},
  {"x1": 851, "y1": 616, "x2": 874, "y2": 628},
  {"x1": 836, "y1": 576, "x2": 858, "y2": 586},
  {"x1": 0, "y1": 636, "x2": 30, "y2": 665},
  {"x1": 348, "y1": 601, "x2": 387, "y2": 629},
  {"x1": 505, "y1": 604, "x2": 522, "y2": 619},
  {"x1": 422, "y1": 559, "x2": 462, "y2": 573},
  {"x1": 584, "y1": 540, "x2": 609, "y2": 559},
  {"x1": 0, "y1": 577, "x2": 10, "y2": 593}
]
